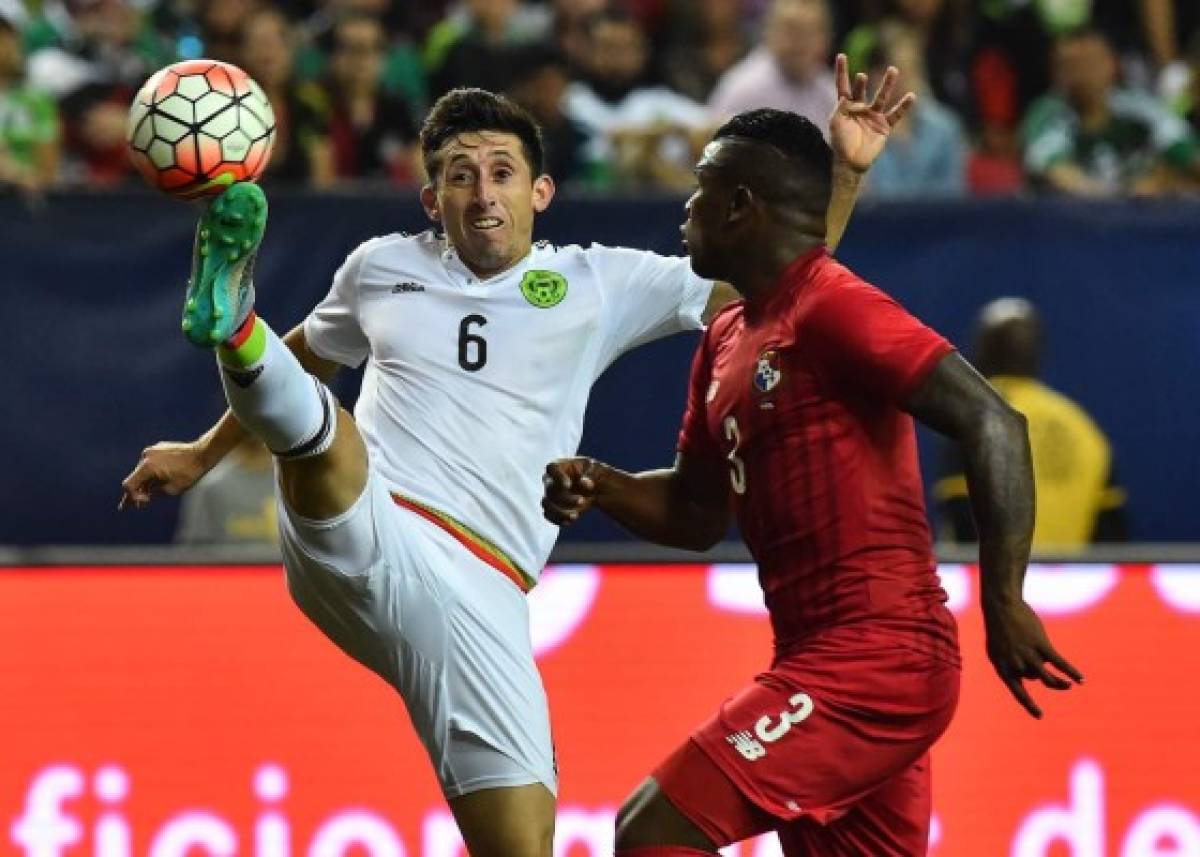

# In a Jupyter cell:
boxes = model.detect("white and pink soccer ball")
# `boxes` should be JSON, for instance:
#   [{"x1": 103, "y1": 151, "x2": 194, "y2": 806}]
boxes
[{"x1": 126, "y1": 59, "x2": 276, "y2": 200}]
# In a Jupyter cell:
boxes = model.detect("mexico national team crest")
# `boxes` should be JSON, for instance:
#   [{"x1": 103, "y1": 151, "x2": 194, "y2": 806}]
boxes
[
  {"x1": 754, "y1": 349, "x2": 782, "y2": 394},
  {"x1": 520, "y1": 269, "x2": 568, "y2": 308}
]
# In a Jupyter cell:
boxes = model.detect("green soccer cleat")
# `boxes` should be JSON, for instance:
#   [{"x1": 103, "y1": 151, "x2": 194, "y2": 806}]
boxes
[{"x1": 181, "y1": 182, "x2": 267, "y2": 347}]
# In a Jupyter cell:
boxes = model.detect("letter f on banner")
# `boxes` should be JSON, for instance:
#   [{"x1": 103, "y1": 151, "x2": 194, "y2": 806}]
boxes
[{"x1": 11, "y1": 766, "x2": 84, "y2": 857}]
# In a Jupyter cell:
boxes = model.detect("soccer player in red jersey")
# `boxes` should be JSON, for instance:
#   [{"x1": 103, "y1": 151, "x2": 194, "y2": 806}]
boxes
[{"x1": 542, "y1": 109, "x2": 1083, "y2": 856}]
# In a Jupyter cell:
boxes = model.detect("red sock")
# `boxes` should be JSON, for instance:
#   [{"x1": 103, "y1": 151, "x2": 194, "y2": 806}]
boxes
[{"x1": 616, "y1": 848, "x2": 715, "y2": 856}]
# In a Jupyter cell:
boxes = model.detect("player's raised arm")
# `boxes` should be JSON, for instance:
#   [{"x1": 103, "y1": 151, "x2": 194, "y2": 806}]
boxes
[
  {"x1": 825, "y1": 54, "x2": 915, "y2": 252},
  {"x1": 119, "y1": 323, "x2": 340, "y2": 509},
  {"x1": 904, "y1": 352, "x2": 1084, "y2": 718},
  {"x1": 542, "y1": 453, "x2": 729, "y2": 552}
]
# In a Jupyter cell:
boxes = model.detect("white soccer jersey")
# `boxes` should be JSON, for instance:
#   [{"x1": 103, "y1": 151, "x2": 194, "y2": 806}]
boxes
[{"x1": 304, "y1": 230, "x2": 712, "y2": 584}]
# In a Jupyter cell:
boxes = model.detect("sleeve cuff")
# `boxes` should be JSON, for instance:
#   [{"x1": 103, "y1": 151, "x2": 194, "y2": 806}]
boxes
[
  {"x1": 680, "y1": 276, "x2": 715, "y2": 331},
  {"x1": 897, "y1": 341, "x2": 956, "y2": 401}
]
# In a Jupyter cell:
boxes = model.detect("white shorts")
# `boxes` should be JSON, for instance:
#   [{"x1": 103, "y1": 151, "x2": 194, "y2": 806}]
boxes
[{"x1": 276, "y1": 468, "x2": 557, "y2": 799}]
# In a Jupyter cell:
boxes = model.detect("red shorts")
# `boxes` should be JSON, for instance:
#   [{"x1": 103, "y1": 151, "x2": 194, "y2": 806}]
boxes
[{"x1": 653, "y1": 631, "x2": 960, "y2": 856}]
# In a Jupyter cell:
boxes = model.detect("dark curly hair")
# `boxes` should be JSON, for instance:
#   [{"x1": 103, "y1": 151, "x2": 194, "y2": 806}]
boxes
[{"x1": 420, "y1": 88, "x2": 545, "y2": 181}]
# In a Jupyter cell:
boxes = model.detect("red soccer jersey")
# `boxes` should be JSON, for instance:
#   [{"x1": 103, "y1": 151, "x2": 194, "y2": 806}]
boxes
[{"x1": 679, "y1": 247, "x2": 959, "y2": 663}]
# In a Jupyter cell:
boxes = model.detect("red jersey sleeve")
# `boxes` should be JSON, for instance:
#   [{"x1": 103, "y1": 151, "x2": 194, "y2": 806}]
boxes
[
  {"x1": 803, "y1": 273, "x2": 954, "y2": 402},
  {"x1": 677, "y1": 328, "x2": 723, "y2": 462}
]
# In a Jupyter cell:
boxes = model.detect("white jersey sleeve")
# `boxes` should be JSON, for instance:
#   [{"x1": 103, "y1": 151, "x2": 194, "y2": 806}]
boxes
[
  {"x1": 303, "y1": 240, "x2": 377, "y2": 368},
  {"x1": 586, "y1": 244, "x2": 713, "y2": 365}
]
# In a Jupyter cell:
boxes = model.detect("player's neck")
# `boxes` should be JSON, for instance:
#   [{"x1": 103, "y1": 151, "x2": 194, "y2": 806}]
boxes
[
  {"x1": 457, "y1": 244, "x2": 533, "y2": 281},
  {"x1": 736, "y1": 236, "x2": 824, "y2": 305}
]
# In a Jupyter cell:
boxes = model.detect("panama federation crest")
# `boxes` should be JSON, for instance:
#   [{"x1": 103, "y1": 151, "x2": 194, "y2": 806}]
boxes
[
  {"x1": 519, "y1": 269, "x2": 568, "y2": 308},
  {"x1": 754, "y1": 349, "x2": 782, "y2": 393}
]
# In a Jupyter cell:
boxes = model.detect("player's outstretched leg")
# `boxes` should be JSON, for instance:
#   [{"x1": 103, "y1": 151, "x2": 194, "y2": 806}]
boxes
[
  {"x1": 449, "y1": 784, "x2": 555, "y2": 857},
  {"x1": 190, "y1": 182, "x2": 367, "y2": 521}
]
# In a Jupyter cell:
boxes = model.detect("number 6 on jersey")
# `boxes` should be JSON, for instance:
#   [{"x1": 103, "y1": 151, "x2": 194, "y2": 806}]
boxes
[{"x1": 458, "y1": 314, "x2": 487, "y2": 372}]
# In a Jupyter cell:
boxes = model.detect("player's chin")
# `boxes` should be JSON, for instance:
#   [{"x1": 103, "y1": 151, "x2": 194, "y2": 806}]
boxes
[
  {"x1": 687, "y1": 246, "x2": 718, "y2": 280},
  {"x1": 466, "y1": 241, "x2": 512, "y2": 271}
]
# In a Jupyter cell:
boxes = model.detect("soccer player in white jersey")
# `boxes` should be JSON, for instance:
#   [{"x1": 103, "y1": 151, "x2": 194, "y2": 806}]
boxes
[{"x1": 121, "y1": 61, "x2": 913, "y2": 857}]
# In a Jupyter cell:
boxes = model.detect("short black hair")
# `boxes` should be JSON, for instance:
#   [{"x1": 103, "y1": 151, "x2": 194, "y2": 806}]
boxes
[
  {"x1": 421, "y1": 88, "x2": 545, "y2": 180},
  {"x1": 712, "y1": 109, "x2": 833, "y2": 214}
]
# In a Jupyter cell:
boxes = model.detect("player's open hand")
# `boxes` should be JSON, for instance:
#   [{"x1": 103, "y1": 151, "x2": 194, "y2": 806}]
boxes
[
  {"x1": 829, "y1": 53, "x2": 916, "y2": 174},
  {"x1": 119, "y1": 441, "x2": 208, "y2": 510},
  {"x1": 542, "y1": 458, "x2": 599, "y2": 526},
  {"x1": 984, "y1": 599, "x2": 1084, "y2": 719}
]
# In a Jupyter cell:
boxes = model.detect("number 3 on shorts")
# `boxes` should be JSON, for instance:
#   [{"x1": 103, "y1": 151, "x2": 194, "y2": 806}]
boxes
[
  {"x1": 755, "y1": 692, "x2": 814, "y2": 744},
  {"x1": 724, "y1": 415, "x2": 746, "y2": 495}
]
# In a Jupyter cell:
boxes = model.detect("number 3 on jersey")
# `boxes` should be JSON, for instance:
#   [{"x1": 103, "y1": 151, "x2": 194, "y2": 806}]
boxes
[
  {"x1": 458, "y1": 314, "x2": 487, "y2": 371},
  {"x1": 724, "y1": 415, "x2": 746, "y2": 495}
]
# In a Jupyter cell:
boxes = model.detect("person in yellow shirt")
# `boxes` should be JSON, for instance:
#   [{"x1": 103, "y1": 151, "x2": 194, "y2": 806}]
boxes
[{"x1": 937, "y1": 297, "x2": 1127, "y2": 548}]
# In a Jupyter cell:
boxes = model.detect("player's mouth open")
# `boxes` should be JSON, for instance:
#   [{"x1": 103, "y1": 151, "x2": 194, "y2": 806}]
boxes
[{"x1": 472, "y1": 217, "x2": 503, "y2": 230}]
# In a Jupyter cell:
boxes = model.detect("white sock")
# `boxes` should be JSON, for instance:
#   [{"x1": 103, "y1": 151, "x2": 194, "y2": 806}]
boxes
[{"x1": 218, "y1": 314, "x2": 337, "y2": 458}]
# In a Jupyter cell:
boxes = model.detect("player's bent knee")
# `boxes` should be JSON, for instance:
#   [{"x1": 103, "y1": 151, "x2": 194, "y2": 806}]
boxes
[
  {"x1": 615, "y1": 778, "x2": 715, "y2": 852},
  {"x1": 277, "y1": 407, "x2": 369, "y2": 521}
]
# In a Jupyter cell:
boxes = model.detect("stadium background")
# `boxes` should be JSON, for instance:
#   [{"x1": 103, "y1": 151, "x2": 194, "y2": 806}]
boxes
[
  {"x1": 5, "y1": 0, "x2": 1200, "y2": 854},
  {"x1": 5, "y1": 192, "x2": 1199, "y2": 546}
]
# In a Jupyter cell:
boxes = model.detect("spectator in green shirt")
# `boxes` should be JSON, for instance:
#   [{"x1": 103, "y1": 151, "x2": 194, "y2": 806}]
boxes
[
  {"x1": 0, "y1": 16, "x2": 59, "y2": 193},
  {"x1": 1021, "y1": 27, "x2": 1200, "y2": 196}
]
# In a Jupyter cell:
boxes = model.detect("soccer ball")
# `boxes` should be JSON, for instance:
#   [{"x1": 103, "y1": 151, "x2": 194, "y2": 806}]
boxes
[{"x1": 127, "y1": 59, "x2": 276, "y2": 199}]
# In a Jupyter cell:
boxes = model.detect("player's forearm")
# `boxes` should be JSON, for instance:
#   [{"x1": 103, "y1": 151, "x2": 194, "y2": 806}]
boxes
[
  {"x1": 960, "y1": 407, "x2": 1035, "y2": 608},
  {"x1": 907, "y1": 355, "x2": 1034, "y2": 608},
  {"x1": 592, "y1": 464, "x2": 727, "y2": 552},
  {"x1": 825, "y1": 160, "x2": 864, "y2": 253},
  {"x1": 194, "y1": 410, "x2": 248, "y2": 472}
]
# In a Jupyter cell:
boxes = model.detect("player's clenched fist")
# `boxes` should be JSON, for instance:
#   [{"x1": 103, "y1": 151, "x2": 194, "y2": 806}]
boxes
[
  {"x1": 542, "y1": 457, "x2": 599, "y2": 526},
  {"x1": 119, "y1": 441, "x2": 208, "y2": 509}
]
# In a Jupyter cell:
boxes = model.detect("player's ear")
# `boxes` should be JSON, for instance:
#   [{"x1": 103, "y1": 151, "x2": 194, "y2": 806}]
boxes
[
  {"x1": 532, "y1": 174, "x2": 555, "y2": 213},
  {"x1": 420, "y1": 183, "x2": 440, "y2": 221},
  {"x1": 727, "y1": 185, "x2": 754, "y2": 225}
]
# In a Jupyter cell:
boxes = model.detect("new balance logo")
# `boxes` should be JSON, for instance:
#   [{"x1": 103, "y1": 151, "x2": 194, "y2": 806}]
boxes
[
  {"x1": 727, "y1": 730, "x2": 767, "y2": 761},
  {"x1": 391, "y1": 281, "x2": 426, "y2": 294}
]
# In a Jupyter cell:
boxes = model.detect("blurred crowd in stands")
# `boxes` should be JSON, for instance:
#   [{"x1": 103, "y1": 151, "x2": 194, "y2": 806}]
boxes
[{"x1": 2, "y1": 0, "x2": 1200, "y2": 198}]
